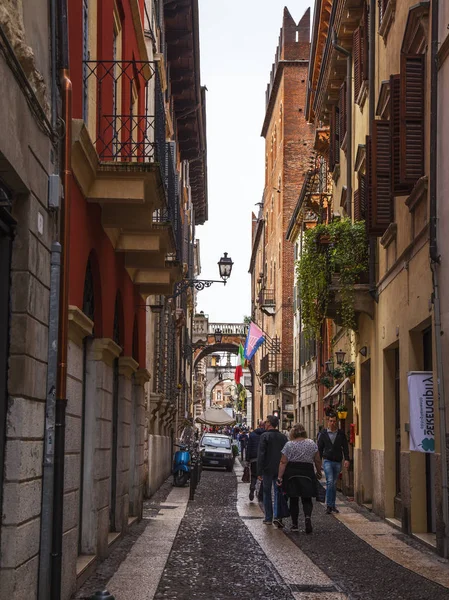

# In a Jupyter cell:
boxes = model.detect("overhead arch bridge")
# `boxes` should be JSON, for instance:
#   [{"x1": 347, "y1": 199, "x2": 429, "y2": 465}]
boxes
[{"x1": 191, "y1": 313, "x2": 248, "y2": 365}]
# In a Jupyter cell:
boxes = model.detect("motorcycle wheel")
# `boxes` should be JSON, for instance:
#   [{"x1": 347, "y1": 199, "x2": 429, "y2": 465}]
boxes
[{"x1": 174, "y1": 470, "x2": 189, "y2": 487}]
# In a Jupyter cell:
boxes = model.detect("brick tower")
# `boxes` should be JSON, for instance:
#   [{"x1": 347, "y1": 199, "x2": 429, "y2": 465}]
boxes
[{"x1": 250, "y1": 7, "x2": 314, "y2": 424}]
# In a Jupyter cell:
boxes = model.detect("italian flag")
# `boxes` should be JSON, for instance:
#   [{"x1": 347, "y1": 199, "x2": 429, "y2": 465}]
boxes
[{"x1": 234, "y1": 343, "x2": 245, "y2": 384}]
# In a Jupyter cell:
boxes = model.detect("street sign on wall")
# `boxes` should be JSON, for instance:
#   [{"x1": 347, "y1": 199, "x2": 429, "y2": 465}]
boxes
[{"x1": 408, "y1": 371, "x2": 435, "y2": 453}]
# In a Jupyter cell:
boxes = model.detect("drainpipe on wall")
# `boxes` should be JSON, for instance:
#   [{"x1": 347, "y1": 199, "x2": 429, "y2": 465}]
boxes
[
  {"x1": 51, "y1": 0, "x2": 72, "y2": 597},
  {"x1": 368, "y1": 0, "x2": 377, "y2": 299},
  {"x1": 429, "y1": 0, "x2": 449, "y2": 559},
  {"x1": 332, "y1": 31, "x2": 352, "y2": 219},
  {"x1": 38, "y1": 243, "x2": 61, "y2": 600}
]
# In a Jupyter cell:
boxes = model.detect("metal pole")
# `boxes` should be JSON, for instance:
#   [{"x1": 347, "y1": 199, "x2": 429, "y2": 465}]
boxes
[{"x1": 38, "y1": 242, "x2": 61, "y2": 600}]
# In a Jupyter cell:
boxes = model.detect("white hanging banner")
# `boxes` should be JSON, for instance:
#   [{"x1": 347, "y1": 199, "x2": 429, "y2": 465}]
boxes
[{"x1": 408, "y1": 371, "x2": 435, "y2": 453}]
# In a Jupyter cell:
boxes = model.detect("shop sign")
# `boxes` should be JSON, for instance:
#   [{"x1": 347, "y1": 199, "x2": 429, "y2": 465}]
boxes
[{"x1": 408, "y1": 371, "x2": 435, "y2": 453}]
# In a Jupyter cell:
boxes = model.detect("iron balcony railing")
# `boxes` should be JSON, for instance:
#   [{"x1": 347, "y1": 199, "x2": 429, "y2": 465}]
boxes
[
  {"x1": 260, "y1": 353, "x2": 281, "y2": 377},
  {"x1": 82, "y1": 60, "x2": 166, "y2": 182},
  {"x1": 258, "y1": 289, "x2": 275, "y2": 307}
]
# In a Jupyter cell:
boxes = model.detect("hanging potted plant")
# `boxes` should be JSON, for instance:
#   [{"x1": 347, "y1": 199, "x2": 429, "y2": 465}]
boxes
[
  {"x1": 342, "y1": 361, "x2": 356, "y2": 383},
  {"x1": 330, "y1": 366, "x2": 344, "y2": 383},
  {"x1": 319, "y1": 373, "x2": 334, "y2": 389},
  {"x1": 336, "y1": 403, "x2": 348, "y2": 420}
]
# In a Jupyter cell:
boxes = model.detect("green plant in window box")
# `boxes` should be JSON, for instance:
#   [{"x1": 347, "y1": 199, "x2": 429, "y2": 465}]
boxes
[{"x1": 296, "y1": 219, "x2": 368, "y2": 339}]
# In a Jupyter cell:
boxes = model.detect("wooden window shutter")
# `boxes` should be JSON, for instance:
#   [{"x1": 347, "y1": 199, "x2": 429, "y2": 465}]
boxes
[
  {"x1": 359, "y1": 173, "x2": 367, "y2": 219},
  {"x1": 353, "y1": 27, "x2": 362, "y2": 102},
  {"x1": 329, "y1": 105, "x2": 340, "y2": 171},
  {"x1": 365, "y1": 135, "x2": 372, "y2": 234},
  {"x1": 354, "y1": 173, "x2": 367, "y2": 222},
  {"x1": 329, "y1": 107, "x2": 335, "y2": 171},
  {"x1": 369, "y1": 120, "x2": 393, "y2": 235},
  {"x1": 400, "y1": 54, "x2": 425, "y2": 186},
  {"x1": 390, "y1": 74, "x2": 409, "y2": 195},
  {"x1": 363, "y1": 2, "x2": 369, "y2": 80},
  {"x1": 339, "y1": 81, "x2": 347, "y2": 145},
  {"x1": 354, "y1": 189, "x2": 361, "y2": 222}
]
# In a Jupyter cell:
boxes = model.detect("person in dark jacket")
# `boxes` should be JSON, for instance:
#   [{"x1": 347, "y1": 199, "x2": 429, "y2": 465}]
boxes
[
  {"x1": 238, "y1": 429, "x2": 249, "y2": 461},
  {"x1": 318, "y1": 413, "x2": 350, "y2": 514},
  {"x1": 257, "y1": 415, "x2": 288, "y2": 526},
  {"x1": 246, "y1": 421, "x2": 265, "y2": 501}
]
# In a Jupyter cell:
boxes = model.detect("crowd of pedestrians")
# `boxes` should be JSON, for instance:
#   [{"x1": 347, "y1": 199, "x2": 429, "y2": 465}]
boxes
[{"x1": 248, "y1": 412, "x2": 350, "y2": 533}]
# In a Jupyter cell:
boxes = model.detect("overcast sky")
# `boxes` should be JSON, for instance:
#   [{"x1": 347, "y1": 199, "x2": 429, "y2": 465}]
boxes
[{"x1": 195, "y1": 0, "x2": 311, "y2": 325}]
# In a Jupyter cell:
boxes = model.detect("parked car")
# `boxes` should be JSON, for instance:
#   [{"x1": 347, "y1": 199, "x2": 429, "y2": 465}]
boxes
[{"x1": 200, "y1": 433, "x2": 234, "y2": 471}]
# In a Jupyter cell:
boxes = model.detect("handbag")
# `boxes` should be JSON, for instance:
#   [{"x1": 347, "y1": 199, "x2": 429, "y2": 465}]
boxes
[
  {"x1": 276, "y1": 486, "x2": 291, "y2": 518},
  {"x1": 241, "y1": 465, "x2": 250, "y2": 483},
  {"x1": 316, "y1": 479, "x2": 326, "y2": 503}
]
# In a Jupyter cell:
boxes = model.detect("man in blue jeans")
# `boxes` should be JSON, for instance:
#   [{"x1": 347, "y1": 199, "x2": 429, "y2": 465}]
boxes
[
  {"x1": 318, "y1": 413, "x2": 350, "y2": 514},
  {"x1": 257, "y1": 415, "x2": 288, "y2": 527}
]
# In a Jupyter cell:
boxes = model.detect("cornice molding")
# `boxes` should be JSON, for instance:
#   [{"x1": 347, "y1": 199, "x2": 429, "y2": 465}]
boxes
[
  {"x1": 405, "y1": 176, "x2": 428, "y2": 213},
  {"x1": 118, "y1": 356, "x2": 139, "y2": 379},
  {"x1": 135, "y1": 368, "x2": 151, "y2": 386},
  {"x1": 91, "y1": 338, "x2": 122, "y2": 367},
  {"x1": 68, "y1": 306, "x2": 93, "y2": 347}
]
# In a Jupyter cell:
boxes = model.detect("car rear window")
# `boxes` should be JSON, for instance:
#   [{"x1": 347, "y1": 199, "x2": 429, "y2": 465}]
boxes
[{"x1": 202, "y1": 436, "x2": 231, "y2": 449}]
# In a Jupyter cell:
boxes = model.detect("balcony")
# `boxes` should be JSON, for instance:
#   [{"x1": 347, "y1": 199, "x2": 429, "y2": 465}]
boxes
[
  {"x1": 260, "y1": 352, "x2": 281, "y2": 385},
  {"x1": 258, "y1": 289, "x2": 275, "y2": 316},
  {"x1": 325, "y1": 274, "x2": 374, "y2": 324},
  {"x1": 72, "y1": 59, "x2": 184, "y2": 296}
]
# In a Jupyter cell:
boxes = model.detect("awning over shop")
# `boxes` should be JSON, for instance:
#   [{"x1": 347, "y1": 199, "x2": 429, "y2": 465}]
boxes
[
  {"x1": 195, "y1": 407, "x2": 236, "y2": 426},
  {"x1": 323, "y1": 377, "x2": 351, "y2": 401}
]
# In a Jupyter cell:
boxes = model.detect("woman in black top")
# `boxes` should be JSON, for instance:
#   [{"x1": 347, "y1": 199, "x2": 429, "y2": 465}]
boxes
[{"x1": 277, "y1": 424, "x2": 322, "y2": 533}]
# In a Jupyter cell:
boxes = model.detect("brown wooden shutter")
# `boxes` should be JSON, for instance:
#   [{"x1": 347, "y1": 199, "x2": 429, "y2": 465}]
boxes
[
  {"x1": 365, "y1": 135, "x2": 372, "y2": 234},
  {"x1": 354, "y1": 173, "x2": 367, "y2": 222},
  {"x1": 329, "y1": 107, "x2": 335, "y2": 171},
  {"x1": 400, "y1": 54, "x2": 425, "y2": 186},
  {"x1": 329, "y1": 105, "x2": 340, "y2": 171},
  {"x1": 390, "y1": 73, "x2": 410, "y2": 195},
  {"x1": 339, "y1": 81, "x2": 347, "y2": 145},
  {"x1": 359, "y1": 173, "x2": 366, "y2": 219},
  {"x1": 353, "y1": 27, "x2": 362, "y2": 102},
  {"x1": 369, "y1": 120, "x2": 393, "y2": 235},
  {"x1": 363, "y1": 2, "x2": 369, "y2": 80},
  {"x1": 354, "y1": 189, "x2": 361, "y2": 221}
]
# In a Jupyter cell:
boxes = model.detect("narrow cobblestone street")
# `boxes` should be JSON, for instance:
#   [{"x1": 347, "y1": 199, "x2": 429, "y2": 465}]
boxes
[{"x1": 75, "y1": 464, "x2": 449, "y2": 600}]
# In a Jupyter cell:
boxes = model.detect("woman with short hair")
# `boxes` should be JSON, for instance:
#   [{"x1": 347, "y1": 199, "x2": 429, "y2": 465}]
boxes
[{"x1": 277, "y1": 423, "x2": 322, "y2": 533}]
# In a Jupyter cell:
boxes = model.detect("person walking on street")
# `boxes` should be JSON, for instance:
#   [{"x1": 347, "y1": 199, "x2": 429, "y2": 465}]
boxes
[
  {"x1": 318, "y1": 413, "x2": 350, "y2": 514},
  {"x1": 257, "y1": 415, "x2": 287, "y2": 527},
  {"x1": 277, "y1": 424, "x2": 322, "y2": 533},
  {"x1": 246, "y1": 420, "x2": 265, "y2": 501},
  {"x1": 239, "y1": 429, "x2": 249, "y2": 461}
]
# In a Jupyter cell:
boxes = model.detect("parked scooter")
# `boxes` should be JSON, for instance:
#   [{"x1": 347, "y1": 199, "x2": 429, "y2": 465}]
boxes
[{"x1": 173, "y1": 443, "x2": 191, "y2": 487}]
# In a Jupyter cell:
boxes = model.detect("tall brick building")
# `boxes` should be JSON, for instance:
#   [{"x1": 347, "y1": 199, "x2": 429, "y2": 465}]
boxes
[{"x1": 249, "y1": 8, "x2": 314, "y2": 425}]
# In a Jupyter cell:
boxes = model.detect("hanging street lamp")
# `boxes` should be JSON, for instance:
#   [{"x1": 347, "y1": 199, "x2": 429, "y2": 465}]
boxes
[
  {"x1": 335, "y1": 349, "x2": 346, "y2": 365},
  {"x1": 171, "y1": 252, "x2": 234, "y2": 298}
]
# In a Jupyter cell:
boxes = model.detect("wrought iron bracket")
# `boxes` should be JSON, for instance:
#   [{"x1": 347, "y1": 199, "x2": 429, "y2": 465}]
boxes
[
  {"x1": 182, "y1": 343, "x2": 206, "y2": 359},
  {"x1": 170, "y1": 279, "x2": 226, "y2": 299}
]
